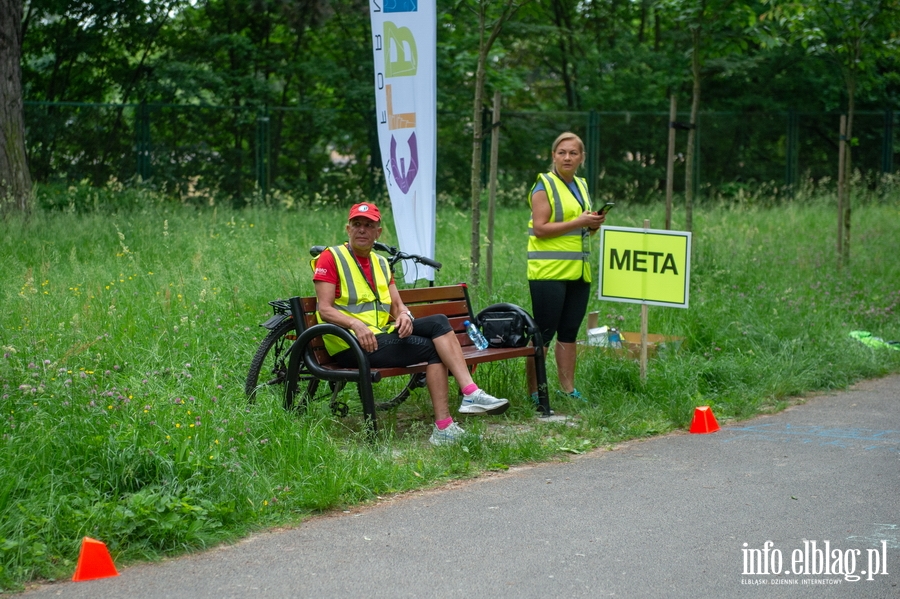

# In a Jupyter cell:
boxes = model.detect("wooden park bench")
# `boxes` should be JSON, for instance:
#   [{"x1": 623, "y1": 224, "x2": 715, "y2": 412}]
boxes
[{"x1": 283, "y1": 283, "x2": 551, "y2": 433}]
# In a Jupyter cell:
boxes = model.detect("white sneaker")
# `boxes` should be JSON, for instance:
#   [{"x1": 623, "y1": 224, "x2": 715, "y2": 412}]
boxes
[
  {"x1": 459, "y1": 388, "x2": 509, "y2": 414},
  {"x1": 429, "y1": 422, "x2": 466, "y2": 446}
]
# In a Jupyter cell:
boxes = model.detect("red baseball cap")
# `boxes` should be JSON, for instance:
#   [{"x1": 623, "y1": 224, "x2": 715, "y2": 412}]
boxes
[{"x1": 348, "y1": 202, "x2": 381, "y2": 222}]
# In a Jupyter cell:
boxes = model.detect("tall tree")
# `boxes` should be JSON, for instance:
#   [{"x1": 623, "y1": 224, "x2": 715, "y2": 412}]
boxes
[
  {"x1": 576, "y1": 0, "x2": 670, "y2": 110},
  {"x1": 547, "y1": 0, "x2": 581, "y2": 110},
  {"x1": 22, "y1": 0, "x2": 185, "y2": 103},
  {"x1": 461, "y1": 0, "x2": 521, "y2": 285},
  {"x1": 661, "y1": 0, "x2": 761, "y2": 231},
  {"x1": 0, "y1": 0, "x2": 31, "y2": 212},
  {"x1": 764, "y1": 0, "x2": 900, "y2": 264}
]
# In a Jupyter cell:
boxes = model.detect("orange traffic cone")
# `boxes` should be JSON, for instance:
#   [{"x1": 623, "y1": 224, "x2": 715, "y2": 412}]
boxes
[
  {"x1": 689, "y1": 406, "x2": 720, "y2": 434},
  {"x1": 72, "y1": 537, "x2": 119, "y2": 581}
]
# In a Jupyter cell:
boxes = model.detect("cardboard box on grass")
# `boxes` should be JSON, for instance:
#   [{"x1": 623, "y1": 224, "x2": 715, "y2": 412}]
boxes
[
  {"x1": 579, "y1": 312, "x2": 683, "y2": 360},
  {"x1": 619, "y1": 331, "x2": 684, "y2": 359},
  {"x1": 577, "y1": 334, "x2": 683, "y2": 360}
]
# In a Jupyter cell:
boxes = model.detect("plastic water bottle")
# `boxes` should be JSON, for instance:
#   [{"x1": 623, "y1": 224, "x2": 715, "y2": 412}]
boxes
[
  {"x1": 463, "y1": 320, "x2": 489, "y2": 350},
  {"x1": 607, "y1": 327, "x2": 623, "y2": 349}
]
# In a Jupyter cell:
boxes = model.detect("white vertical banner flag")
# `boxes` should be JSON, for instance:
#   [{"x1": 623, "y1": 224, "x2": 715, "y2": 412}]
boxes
[{"x1": 370, "y1": 0, "x2": 437, "y2": 283}]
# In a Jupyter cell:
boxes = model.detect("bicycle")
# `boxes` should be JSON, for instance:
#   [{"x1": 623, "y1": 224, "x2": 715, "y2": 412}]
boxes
[{"x1": 245, "y1": 241, "x2": 443, "y2": 416}]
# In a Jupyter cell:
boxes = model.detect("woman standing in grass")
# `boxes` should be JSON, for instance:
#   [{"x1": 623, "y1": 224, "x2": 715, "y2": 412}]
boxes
[{"x1": 525, "y1": 132, "x2": 606, "y2": 405}]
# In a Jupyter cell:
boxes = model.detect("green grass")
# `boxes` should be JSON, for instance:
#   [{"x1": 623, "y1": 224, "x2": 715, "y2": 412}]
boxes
[{"x1": 2, "y1": 194, "x2": 899, "y2": 590}]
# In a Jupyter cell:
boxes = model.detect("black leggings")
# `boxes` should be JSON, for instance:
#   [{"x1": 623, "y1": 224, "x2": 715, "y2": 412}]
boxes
[
  {"x1": 529, "y1": 279, "x2": 590, "y2": 346},
  {"x1": 333, "y1": 314, "x2": 453, "y2": 368}
]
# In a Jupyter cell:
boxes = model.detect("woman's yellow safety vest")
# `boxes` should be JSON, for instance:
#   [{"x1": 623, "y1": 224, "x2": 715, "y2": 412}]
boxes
[
  {"x1": 527, "y1": 172, "x2": 593, "y2": 282},
  {"x1": 316, "y1": 244, "x2": 394, "y2": 355}
]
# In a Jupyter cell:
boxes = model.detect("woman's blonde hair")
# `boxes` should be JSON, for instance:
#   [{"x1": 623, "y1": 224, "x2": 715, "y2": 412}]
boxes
[{"x1": 550, "y1": 131, "x2": 585, "y2": 169}]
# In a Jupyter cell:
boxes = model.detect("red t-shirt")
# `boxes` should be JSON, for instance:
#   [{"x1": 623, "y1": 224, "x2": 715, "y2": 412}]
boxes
[{"x1": 312, "y1": 247, "x2": 394, "y2": 298}]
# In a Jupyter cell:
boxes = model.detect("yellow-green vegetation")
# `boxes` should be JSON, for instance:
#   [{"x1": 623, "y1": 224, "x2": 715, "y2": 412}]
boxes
[{"x1": 1, "y1": 195, "x2": 899, "y2": 590}]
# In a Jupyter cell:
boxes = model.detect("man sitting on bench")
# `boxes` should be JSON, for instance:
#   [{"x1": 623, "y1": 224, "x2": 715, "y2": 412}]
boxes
[{"x1": 313, "y1": 202, "x2": 509, "y2": 446}]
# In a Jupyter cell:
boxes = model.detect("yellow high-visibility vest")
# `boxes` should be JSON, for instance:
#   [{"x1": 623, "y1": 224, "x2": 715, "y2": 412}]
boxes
[
  {"x1": 316, "y1": 244, "x2": 394, "y2": 355},
  {"x1": 527, "y1": 172, "x2": 592, "y2": 281}
]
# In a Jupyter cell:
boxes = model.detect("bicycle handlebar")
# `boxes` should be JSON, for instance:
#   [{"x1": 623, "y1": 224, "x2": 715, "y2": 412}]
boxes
[
  {"x1": 413, "y1": 254, "x2": 442, "y2": 270},
  {"x1": 373, "y1": 242, "x2": 442, "y2": 270},
  {"x1": 309, "y1": 242, "x2": 442, "y2": 271}
]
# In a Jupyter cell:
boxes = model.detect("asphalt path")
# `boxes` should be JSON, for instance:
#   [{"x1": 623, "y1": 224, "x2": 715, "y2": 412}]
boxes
[{"x1": 23, "y1": 375, "x2": 900, "y2": 598}]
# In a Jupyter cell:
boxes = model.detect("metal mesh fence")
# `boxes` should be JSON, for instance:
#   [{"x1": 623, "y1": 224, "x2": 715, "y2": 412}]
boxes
[
  {"x1": 492, "y1": 110, "x2": 897, "y2": 204},
  {"x1": 24, "y1": 102, "x2": 897, "y2": 206}
]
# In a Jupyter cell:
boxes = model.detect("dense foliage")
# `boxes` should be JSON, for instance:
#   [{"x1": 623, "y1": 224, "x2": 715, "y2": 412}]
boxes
[{"x1": 18, "y1": 0, "x2": 900, "y2": 203}]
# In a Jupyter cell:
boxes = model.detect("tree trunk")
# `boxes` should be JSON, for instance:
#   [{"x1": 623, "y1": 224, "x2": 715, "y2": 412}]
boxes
[
  {"x1": 0, "y1": 0, "x2": 32, "y2": 213},
  {"x1": 468, "y1": 0, "x2": 516, "y2": 285},
  {"x1": 486, "y1": 90, "x2": 501, "y2": 294},
  {"x1": 468, "y1": 6, "x2": 488, "y2": 285},
  {"x1": 842, "y1": 71, "x2": 855, "y2": 266},
  {"x1": 665, "y1": 94, "x2": 677, "y2": 230},
  {"x1": 683, "y1": 26, "x2": 701, "y2": 233},
  {"x1": 550, "y1": 0, "x2": 579, "y2": 110},
  {"x1": 837, "y1": 115, "x2": 846, "y2": 259}
]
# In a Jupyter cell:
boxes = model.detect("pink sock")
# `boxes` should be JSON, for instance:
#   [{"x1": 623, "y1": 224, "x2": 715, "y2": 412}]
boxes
[
  {"x1": 435, "y1": 417, "x2": 453, "y2": 430},
  {"x1": 461, "y1": 383, "x2": 479, "y2": 396}
]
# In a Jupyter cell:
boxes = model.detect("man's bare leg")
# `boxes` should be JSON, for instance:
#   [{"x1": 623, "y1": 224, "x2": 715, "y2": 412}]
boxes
[
  {"x1": 431, "y1": 331, "x2": 476, "y2": 388},
  {"x1": 425, "y1": 362, "x2": 451, "y2": 421}
]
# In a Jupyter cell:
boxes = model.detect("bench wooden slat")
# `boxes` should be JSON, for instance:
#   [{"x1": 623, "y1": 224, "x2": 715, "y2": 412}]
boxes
[
  {"x1": 409, "y1": 300, "x2": 471, "y2": 320},
  {"x1": 399, "y1": 285, "x2": 468, "y2": 304},
  {"x1": 461, "y1": 346, "x2": 535, "y2": 363}
]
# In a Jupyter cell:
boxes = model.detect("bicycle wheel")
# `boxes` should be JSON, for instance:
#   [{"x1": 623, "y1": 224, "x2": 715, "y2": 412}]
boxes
[
  {"x1": 246, "y1": 319, "x2": 427, "y2": 412},
  {"x1": 245, "y1": 319, "x2": 319, "y2": 406}
]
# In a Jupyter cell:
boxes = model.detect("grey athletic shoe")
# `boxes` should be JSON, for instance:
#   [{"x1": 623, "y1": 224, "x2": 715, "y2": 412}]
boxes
[
  {"x1": 429, "y1": 422, "x2": 466, "y2": 446},
  {"x1": 459, "y1": 388, "x2": 509, "y2": 414}
]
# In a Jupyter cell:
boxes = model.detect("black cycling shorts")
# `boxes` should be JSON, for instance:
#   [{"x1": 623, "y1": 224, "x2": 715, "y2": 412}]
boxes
[
  {"x1": 333, "y1": 314, "x2": 453, "y2": 368},
  {"x1": 529, "y1": 279, "x2": 590, "y2": 346}
]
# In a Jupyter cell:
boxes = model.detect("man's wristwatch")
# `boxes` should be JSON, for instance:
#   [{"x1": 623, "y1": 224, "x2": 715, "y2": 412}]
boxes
[{"x1": 402, "y1": 310, "x2": 415, "y2": 322}]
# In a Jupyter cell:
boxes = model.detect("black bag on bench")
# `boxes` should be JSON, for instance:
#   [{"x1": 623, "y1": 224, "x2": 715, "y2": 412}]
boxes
[{"x1": 479, "y1": 310, "x2": 529, "y2": 348}]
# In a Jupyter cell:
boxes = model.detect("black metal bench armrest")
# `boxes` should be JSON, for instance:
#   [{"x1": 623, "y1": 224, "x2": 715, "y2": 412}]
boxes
[
  {"x1": 286, "y1": 323, "x2": 374, "y2": 382},
  {"x1": 286, "y1": 295, "x2": 378, "y2": 382},
  {"x1": 283, "y1": 322, "x2": 380, "y2": 433}
]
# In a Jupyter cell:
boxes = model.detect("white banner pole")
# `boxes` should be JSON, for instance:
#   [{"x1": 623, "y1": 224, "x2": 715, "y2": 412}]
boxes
[{"x1": 370, "y1": 0, "x2": 437, "y2": 283}]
